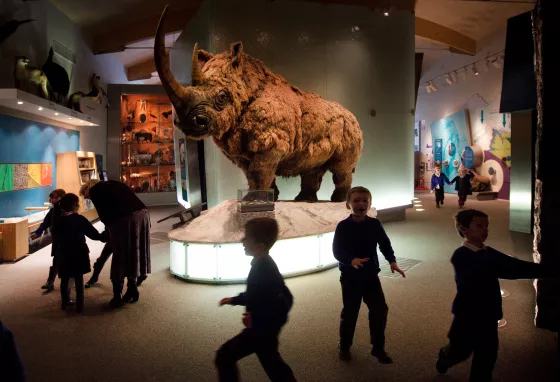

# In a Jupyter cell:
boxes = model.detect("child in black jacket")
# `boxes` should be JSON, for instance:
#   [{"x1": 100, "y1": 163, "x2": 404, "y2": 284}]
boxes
[
  {"x1": 30, "y1": 188, "x2": 66, "y2": 291},
  {"x1": 449, "y1": 166, "x2": 474, "y2": 208},
  {"x1": 216, "y1": 217, "x2": 296, "y2": 382},
  {"x1": 333, "y1": 186, "x2": 406, "y2": 364},
  {"x1": 52, "y1": 194, "x2": 106, "y2": 313},
  {"x1": 436, "y1": 209, "x2": 557, "y2": 381}
]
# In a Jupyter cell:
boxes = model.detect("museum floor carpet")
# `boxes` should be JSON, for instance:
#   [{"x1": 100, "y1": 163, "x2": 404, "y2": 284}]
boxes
[{"x1": 0, "y1": 194, "x2": 558, "y2": 382}]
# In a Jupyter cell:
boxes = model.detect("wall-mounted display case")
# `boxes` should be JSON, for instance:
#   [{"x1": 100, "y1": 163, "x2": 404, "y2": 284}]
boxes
[{"x1": 119, "y1": 94, "x2": 176, "y2": 195}]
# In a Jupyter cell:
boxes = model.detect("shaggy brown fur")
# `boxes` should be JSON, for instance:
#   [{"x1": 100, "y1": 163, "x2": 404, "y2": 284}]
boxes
[{"x1": 154, "y1": 6, "x2": 363, "y2": 202}]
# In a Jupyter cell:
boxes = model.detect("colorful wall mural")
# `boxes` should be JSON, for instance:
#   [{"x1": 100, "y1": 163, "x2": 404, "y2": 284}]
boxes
[
  {"x1": 430, "y1": 110, "x2": 471, "y2": 193},
  {"x1": 0, "y1": 163, "x2": 53, "y2": 192}
]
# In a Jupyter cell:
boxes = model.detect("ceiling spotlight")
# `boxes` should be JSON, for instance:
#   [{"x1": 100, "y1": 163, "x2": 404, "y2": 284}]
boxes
[
  {"x1": 445, "y1": 73, "x2": 455, "y2": 85},
  {"x1": 89, "y1": 123, "x2": 94, "y2": 126},
  {"x1": 425, "y1": 84, "x2": 432, "y2": 94},
  {"x1": 429, "y1": 81, "x2": 438, "y2": 92},
  {"x1": 472, "y1": 64, "x2": 479, "y2": 76},
  {"x1": 17, "y1": 101, "x2": 23, "y2": 105},
  {"x1": 38, "y1": 107, "x2": 43, "y2": 111},
  {"x1": 460, "y1": 68, "x2": 467, "y2": 81},
  {"x1": 68, "y1": 117, "x2": 72, "y2": 120},
  {"x1": 492, "y1": 55, "x2": 503, "y2": 68},
  {"x1": 54, "y1": 112, "x2": 59, "y2": 115},
  {"x1": 383, "y1": 10, "x2": 390, "y2": 16}
]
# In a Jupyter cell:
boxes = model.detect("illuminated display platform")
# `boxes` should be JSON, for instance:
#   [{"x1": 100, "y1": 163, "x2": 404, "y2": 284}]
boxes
[{"x1": 168, "y1": 200, "x2": 378, "y2": 283}]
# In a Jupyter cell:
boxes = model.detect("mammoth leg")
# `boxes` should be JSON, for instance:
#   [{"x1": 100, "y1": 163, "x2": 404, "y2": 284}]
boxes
[
  {"x1": 271, "y1": 178, "x2": 280, "y2": 201},
  {"x1": 295, "y1": 167, "x2": 327, "y2": 202},
  {"x1": 246, "y1": 160, "x2": 278, "y2": 201},
  {"x1": 331, "y1": 171, "x2": 353, "y2": 202}
]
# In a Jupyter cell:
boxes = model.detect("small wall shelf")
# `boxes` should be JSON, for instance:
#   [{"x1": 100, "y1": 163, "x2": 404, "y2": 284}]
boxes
[{"x1": 0, "y1": 88, "x2": 100, "y2": 127}]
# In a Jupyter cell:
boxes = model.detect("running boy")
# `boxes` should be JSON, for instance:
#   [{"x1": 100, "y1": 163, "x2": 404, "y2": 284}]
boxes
[
  {"x1": 430, "y1": 164, "x2": 450, "y2": 208},
  {"x1": 216, "y1": 217, "x2": 296, "y2": 382},
  {"x1": 333, "y1": 186, "x2": 405, "y2": 363},
  {"x1": 450, "y1": 166, "x2": 474, "y2": 208},
  {"x1": 436, "y1": 209, "x2": 557, "y2": 381}
]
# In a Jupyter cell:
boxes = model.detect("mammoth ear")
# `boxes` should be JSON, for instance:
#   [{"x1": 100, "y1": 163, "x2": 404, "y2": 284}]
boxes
[
  {"x1": 230, "y1": 42, "x2": 243, "y2": 68},
  {"x1": 197, "y1": 50, "x2": 214, "y2": 67}
]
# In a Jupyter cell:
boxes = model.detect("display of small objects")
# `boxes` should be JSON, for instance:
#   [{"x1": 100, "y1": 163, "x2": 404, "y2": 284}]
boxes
[{"x1": 237, "y1": 189, "x2": 275, "y2": 213}]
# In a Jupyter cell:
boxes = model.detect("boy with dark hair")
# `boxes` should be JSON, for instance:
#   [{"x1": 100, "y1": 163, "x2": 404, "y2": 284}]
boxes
[
  {"x1": 216, "y1": 217, "x2": 296, "y2": 382},
  {"x1": 437, "y1": 209, "x2": 557, "y2": 381},
  {"x1": 31, "y1": 188, "x2": 66, "y2": 291},
  {"x1": 333, "y1": 186, "x2": 405, "y2": 364}
]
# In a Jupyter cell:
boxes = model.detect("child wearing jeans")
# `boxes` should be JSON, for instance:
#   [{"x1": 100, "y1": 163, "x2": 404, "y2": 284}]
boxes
[
  {"x1": 216, "y1": 217, "x2": 296, "y2": 382},
  {"x1": 436, "y1": 209, "x2": 557, "y2": 381},
  {"x1": 430, "y1": 164, "x2": 450, "y2": 208},
  {"x1": 52, "y1": 193, "x2": 106, "y2": 313},
  {"x1": 333, "y1": 186, "x2": 405, "y2": 363}
]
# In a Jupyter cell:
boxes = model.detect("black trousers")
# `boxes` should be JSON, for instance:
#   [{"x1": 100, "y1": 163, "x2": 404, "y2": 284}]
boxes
[
  {"x1": 435, "y1": 188, "x2": 445, "y2": 204},
  {"x1": 438, "y1": 317, "x2": 498, "y2": 382},
  {"x1": 215, "y1": 328, "x2": 296, "y2": 382},
  {"x1": 458, "y1": 193, "x2": 468, "y2": 206},
  {"x1": 60, "y1": 275, "x2": 84, "y2": 306},
  {"x1": 339, "y1": 274, "x2": 388, "y2": 351},
  {"x1": 93, "y1": 243, "x2": 112, "y2": 272}
]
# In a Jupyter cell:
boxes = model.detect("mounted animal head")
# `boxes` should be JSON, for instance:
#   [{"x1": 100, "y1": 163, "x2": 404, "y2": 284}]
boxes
[
  {"x1": 154, "y1": 5, "x2": 259, "y2": 140},
  {"x1": 15, "y1": 56, "x2": 30, "y2": 67}
]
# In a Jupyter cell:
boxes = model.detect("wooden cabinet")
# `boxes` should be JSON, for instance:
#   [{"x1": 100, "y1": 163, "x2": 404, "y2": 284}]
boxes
[
  {"x1": 0, "y1": 219, "x2": 29, "y2": 262},
  {"x1": 55, "y1": 151, "x2": 99, "y2": 221}
]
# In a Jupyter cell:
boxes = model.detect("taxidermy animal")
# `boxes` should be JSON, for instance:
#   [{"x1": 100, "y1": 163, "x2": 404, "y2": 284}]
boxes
[
  {"x1": 0, "y1": 19, "x2": 34, "y2": 45},
  {"x1": 14, "y1": 57, "x2": 48, "y2": 99},
  {"x1": 42, "y1": 47, "x2": 70, "y2": 103},
  {"x1": 154, "y1": 5, "x2": 363, "y2": 202},
  {"x1": 135, "y1": 131, "x2": 153, "y2": 143},
  {"x1": 162, "y1": 110, "x2": 172, "y2": 119},
  {"x1": 67, "y1": 74, "x2": 110, "y2": 111}
]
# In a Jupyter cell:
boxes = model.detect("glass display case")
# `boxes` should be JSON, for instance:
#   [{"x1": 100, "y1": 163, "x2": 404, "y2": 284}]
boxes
[
  {"x1": 237, "y1": 189, "x2": 275, "y2": 213},
  {"x1": 120, "y1": 94, "x2": 175, "y2": 194}
]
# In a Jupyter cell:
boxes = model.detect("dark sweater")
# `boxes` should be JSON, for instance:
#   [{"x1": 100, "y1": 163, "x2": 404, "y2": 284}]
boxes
[
  {"x1": 32, "y1": 205, "x2": 62, "y2": 257},
  {"x1": 0, "y1": 321, "x2": 25, "y2": 382},
  {"x1": 332, "y1": 215, "x2": 396, "y2": 278},
  {"x1": 450, "y1": 173, "x2": 473, "y2": 195},
  {"x1": 451, "y1": 245, "x2": 553, "y2": 321},
  {"x1": 230, "y1": 255, "x2": 293, "y2": 333},
  {"x1": 53, "y1": 213, "x2": 105, "y2": 278},
  {"x1": 88, "y1": 181, "x2": 146, "y2": 227}
]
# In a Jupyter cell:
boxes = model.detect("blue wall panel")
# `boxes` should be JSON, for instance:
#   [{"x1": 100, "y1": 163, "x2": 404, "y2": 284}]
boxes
[{"x1": 0, "y1": 115, "x2": 79, "y2": 217}]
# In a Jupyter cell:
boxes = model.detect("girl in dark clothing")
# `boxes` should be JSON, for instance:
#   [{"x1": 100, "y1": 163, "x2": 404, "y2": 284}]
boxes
[
  {"x1": 450, "y1": 166, "x2": 474, "y2": 208},
  {"x1": 52, "y1": 194, "x2": 106, "y2": 313},
  {"x1": 30, "y1": 189, "x2": 66, "y2": 291}
]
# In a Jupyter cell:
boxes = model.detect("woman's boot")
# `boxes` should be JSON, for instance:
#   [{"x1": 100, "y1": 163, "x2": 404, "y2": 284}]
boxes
[
  {"x1": 122, "y1": 278, "x2": 139, "y2": 303},
  {"x1": 41, "y1": 266, "x2": 57, "y2": 291},
  {"x1": 85, "y1": 264, "x2": 102, "y2": 288},
  {"x1": 109, "y1": 280, "x2": 124, "y2": 308}
]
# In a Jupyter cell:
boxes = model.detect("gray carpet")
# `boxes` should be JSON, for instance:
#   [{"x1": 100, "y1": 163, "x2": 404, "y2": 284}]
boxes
[{"x1": 0, "y1": 195, "x2": 559, "y2": 382}]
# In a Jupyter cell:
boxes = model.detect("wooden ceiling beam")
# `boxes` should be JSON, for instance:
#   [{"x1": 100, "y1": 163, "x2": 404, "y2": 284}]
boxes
[
  {"x1": 92, "y1": 9, "x2": 195, "y2": 55},
  {"x1": 126, "y1": 57, "x2": 158, "y2": 81},
  {"x1": 415, "y1": 17, "x2": 476, "y2": 56}
]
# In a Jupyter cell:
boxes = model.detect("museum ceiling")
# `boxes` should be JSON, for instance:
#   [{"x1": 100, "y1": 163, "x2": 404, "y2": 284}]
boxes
[{"x1": 49, "y1": 0, "x2": 536, "y2": 83}]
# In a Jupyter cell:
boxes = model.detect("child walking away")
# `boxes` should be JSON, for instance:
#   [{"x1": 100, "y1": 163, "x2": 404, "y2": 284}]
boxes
[
  {"x1": 333, "y1": 186, "x2": 406, "y2": 364},
  {"x1": 30, "y1": 188, "x2": 66, "y2": 291},
  {"x1": 216, "y1": 217, "x2": 297, "y2": 382},
  {"x1": 430, "y1": 164, "x2": 450, "y2": 208},
  {"x1": 450, "y1": 166, "x2": 474, "y2": 208},
  {"x1": 52, "y1": 194, "x2": 106, "y2": 313},
  {"x1": 436, "y1": 209, "x2": 558, "y2": 382}
]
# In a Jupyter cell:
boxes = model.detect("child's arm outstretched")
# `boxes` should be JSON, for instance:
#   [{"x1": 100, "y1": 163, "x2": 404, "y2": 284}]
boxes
[
  {"x1": 220, "y1": 292, "x2": 247, "y2": 306},
  {"x1": 491, "y1": 248, "x2": 558, "y2": 280},
  {"x1": 377, "y1": 221, "x2": 406, "y2": 278},
  {"x1": 78, "y1": 215, "x2": 105, "y2": 242}
]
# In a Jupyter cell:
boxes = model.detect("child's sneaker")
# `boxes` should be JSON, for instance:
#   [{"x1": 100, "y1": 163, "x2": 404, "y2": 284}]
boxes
[{"x1": 371, "y1": 348, "x2": 393, "y2": 364}]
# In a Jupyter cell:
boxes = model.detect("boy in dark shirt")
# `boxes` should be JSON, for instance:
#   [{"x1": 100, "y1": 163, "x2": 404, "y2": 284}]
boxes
[
  {"x1": 430, "y1": 163, "x2": 451, "y2": 208},
  {"x1": 333, "y1": 186, "x2": 405, "y2": 364},
  {"x1": 436, "y1": 209, "x2": 557, "y2": 381},
  {"x1": 216, "y1": 217, "x2": 296, "y2": 382}
]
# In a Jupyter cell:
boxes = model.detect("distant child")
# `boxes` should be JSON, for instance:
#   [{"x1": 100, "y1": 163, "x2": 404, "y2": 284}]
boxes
[
  {"x1": 30, "y1": 188, "x2": 66, "y2": 291},
  {"x1": 450, "y1": 166, "x2": 474, "y2": 208},
  {"x1": 333, "y1": 186, "x2": 405, "y2": 364},
  {"x1": 436, "y1": 209, "x2": 557, "y2": 381},
  {"x1": 430, "y1": 164, "x2": 450, "y2": 208},
  {"x1": 216, "y1": 217, "x2": 296, "y2": 382},
  {"x1": 52, "y1": 194, "x2": 106, "y2": 313}
]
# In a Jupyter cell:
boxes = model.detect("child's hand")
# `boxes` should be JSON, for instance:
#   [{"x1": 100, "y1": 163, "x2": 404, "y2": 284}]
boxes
[
  {"x1": 351, "y1": 258, "x2": 369, "y2": 269},
  {"x1": 30, "y1": 233, "x2": 38, "y2": 240},
  {"x1": 390, "y1": 262, "x2": 406, "y2": 278},
  {"x1": 430, "y1": 190, "x2": 434, "y2": 194},
  {"x1": 219, "y1": 297, "x2": 233, "y2": 306},
  {"x1": 242, "y1": 312, "x2": 252, "y2": 328}
]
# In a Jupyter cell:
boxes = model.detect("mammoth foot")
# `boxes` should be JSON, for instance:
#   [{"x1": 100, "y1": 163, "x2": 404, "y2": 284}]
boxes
[
  {"x1": 294, "y1": 191, "x2": 318, "y2": 202},
  {"x1": 330, "y1": 188, "x2": 349, "y2": 203}
]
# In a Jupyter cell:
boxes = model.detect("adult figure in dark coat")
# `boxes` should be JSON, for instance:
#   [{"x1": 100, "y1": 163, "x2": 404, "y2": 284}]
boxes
[{"x1": 80, "y1": 179, "x2": 151, "y2": 308}]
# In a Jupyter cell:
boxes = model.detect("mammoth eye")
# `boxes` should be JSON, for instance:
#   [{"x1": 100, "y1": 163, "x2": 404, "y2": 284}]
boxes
[{"x1": 214, "y1": 91, "x2": 230, "y2": 111}]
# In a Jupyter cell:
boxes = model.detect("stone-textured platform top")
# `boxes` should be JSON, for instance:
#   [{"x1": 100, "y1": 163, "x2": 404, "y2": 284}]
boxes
[{"x1": 168, "y1": 199, "x2": 377, "y2": 244}]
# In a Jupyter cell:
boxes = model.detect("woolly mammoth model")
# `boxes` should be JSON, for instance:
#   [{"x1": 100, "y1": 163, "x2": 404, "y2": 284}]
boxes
[{"x1": 154, "y1": 6, "x2": 363, "y2": 202}]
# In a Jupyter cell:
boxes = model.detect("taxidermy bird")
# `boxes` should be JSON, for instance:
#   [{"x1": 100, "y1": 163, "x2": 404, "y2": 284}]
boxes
[
  {"x1": 42, "y1": 47, "x2": 70, "y2": 104},
  {"x1": 0, "y1": 19, "x2": 34, "y2": 45},
  {"x1": 14, "y1": 57, "x2": 48, "y2": 99},
  {"x1": 67, "y1": 73, "x2": 111, "y2": 112}
]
